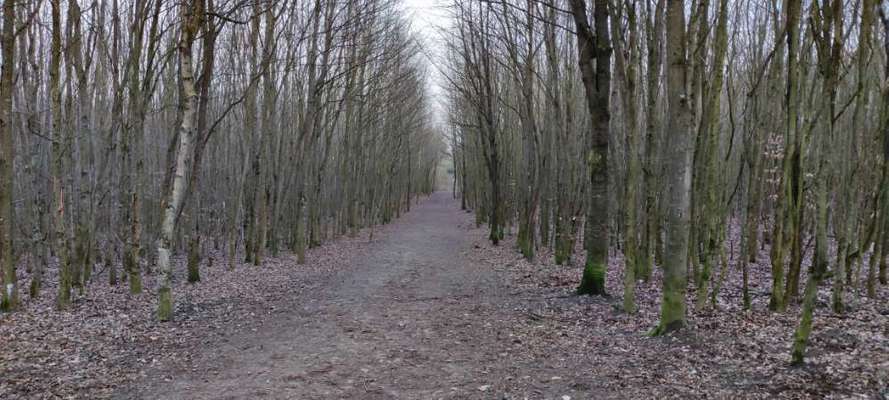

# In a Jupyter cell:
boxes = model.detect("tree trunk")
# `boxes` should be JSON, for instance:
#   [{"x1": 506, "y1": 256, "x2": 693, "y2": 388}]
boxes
[
  {"x1": 157, "y1": 0, "x2": 203, "y2": 321},
  {"x1": 50, "y1": 0, "x2": 73, "y2": 310},
  {"x1": 611, "y1": 0, "x2": 640, "y2": 312},
  {"x1": 652, "y1": 0, "x2": 693, "y2": 335},
  {"x1": 0, "y1": 0, "x2": 16, "y2": 311},
  {"x1": 641, "y1": 0, "x2": 665, "y2": 283},
  {"x1": 769, "y1": 0, "x2": 802, "y2": 313},
  {"x1": 791, "y1": 0, "x2": 842, "y2": 365},
  {"x1": 572, "y1": 0, "x2": 611, "y2": 297},
  {"x1": 695, "y1": 0, "x2": 730, "y2": 310}
]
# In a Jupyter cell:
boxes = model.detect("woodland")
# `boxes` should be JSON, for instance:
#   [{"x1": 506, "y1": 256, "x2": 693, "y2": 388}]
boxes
[
  {"x1": 448, "y1": 0, "x2": 886, "y2": 369},
  {"x1": 0, "y1": 0, "x2": 444, "y2": 316},
  {"x1": 0, "y1": 0, "x2": 887, "y2": 398}
]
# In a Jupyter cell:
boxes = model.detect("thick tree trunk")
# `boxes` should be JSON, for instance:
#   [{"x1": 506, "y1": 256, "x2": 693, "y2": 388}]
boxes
[
  {"x1": 572, "y1": 0, "x2": 611, "y2": 297},
  {"x1": 652, "y1": 0, "x2": 693, "y2": 335},
  {"x1": 874, "y1": 8, "x2": 889, "y2": 293},
  {"x1": 611, "y1": 0, "x2": 640, "y2": 312},
  {"x1": 0, "y1": 0, "x2": 16, "y2": 311}
]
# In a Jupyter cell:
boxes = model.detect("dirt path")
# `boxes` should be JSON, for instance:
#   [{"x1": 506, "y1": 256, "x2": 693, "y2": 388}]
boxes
[
  {"x1": 135, "y1": 193, "x2": 600, "y2": 399},
  {"x1": 5, "y1": 192, "x2": 879, "y2": 399}
]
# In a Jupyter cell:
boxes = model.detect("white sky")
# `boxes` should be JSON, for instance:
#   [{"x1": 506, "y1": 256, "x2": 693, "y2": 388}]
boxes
[{"x1": 400, "y1": 0, "x2": 451, "y2": 127}]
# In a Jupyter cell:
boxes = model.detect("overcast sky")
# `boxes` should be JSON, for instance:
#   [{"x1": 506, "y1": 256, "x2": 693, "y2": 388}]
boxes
[{"x1": 400, "y1": 0, "x2": 451, "y2": 127}]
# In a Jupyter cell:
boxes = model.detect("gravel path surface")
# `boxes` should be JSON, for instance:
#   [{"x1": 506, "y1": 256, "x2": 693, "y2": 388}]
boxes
[
  {"x1": 130, "y1": 192, "x2": 888, "y2": 399},
  {"x1": 135, "y1": 192, "x2": 600, "y2": 399}
]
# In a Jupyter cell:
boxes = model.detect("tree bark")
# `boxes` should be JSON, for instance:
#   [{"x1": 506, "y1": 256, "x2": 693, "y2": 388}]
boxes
[
  {"x1": 652, "y1": 0, "x2": 693, "y2": 335},
  {"x1": 157, "y1": 0, "x2": 203, "y2": 321},
  {"x1": 769, "y1": 0, "x2": 802, "y2": 313},
  {"x1": 792, "y1": 0, "x2": 842, "y2": 365},
  {"x1": 611, "y1": 0, "x2": 640, "y2": 312},
  {"x1": 641, "y1": 0, "x2": 665, "y2": 282},
  {"x1": 0, "y1": 0, "x2": 16, "y2": 311},
  {"x1": 571, "y1": 0, "x2": 611, "y2": 297},
  {"x1": 50, "y1": 0, "x2": 73, "y2": 310}
]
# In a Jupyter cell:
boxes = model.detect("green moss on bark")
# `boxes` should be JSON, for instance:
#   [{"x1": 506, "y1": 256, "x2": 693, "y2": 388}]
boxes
[
  {"x1": 295, "y1": 223, "x2": 307, "y2": 265},
  {"x1": 554, "y1": 224, "x2": 573, "y2": 265},
  {"x1": 518, "y1": 221, "x2": 534, "y2": 261},
  {"x1": 577, "y1": 259, "x2": 606, "y2": 296},
  {"x1": 124, "y1": 250, "x2": 141, "y2": 294},
  {"x1": 107, "y1": 253, "x2": 117, "y2": 286},
  {"x1": 29, "y1": 277, "x2": 40, "y2": 300},
  {"x1": 791, "y1": 272, "x2": 820, "y2": 365},
  {"x1": 489, "y1": 224, "x2": 503, "y2": 245},
  {"x1": 651, "y1": 267, "x2": 687, "y2": 336},
  {"x1": 187, "y1": 236, "x2": 201, "y2": 283},
  {"x1": 157, "y1": 287, "x2": 173, "y2": 322},
  {"x1": 57, "y1": 258, "x2": 71, "y2": 310},
  {"x1": 0, "y1": 287, "x2": 16, "y2": 312}
]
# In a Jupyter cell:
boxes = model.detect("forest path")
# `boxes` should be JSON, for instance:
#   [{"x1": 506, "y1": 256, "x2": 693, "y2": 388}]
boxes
[{"x1": 137, "y1": 192, "x2": 601, "y2": 400}]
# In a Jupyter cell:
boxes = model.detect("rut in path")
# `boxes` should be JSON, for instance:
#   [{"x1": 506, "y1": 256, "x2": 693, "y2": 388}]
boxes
[{"x1": 136, "y1": 192, "x2": 604, "y2": 400}]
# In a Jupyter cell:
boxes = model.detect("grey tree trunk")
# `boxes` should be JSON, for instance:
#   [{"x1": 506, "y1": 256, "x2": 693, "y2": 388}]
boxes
[
  {"x1": 571, "y1": 0, "x2": 611, "y2": 297},
  {"x1": 652, "y1": 0, "x2": 694, "y2": 335},
  {"x1": 0, "y1": 0, "x2": 16, "y2": 311}
]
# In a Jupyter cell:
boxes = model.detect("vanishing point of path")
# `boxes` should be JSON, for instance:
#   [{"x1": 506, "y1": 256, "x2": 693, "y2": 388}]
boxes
[{"x1": 136, "y1": 193, "x2": 602, "y2": 399}]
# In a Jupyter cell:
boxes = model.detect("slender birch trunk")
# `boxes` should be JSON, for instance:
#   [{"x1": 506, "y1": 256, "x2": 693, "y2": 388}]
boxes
[{"x1": 157, "y1": 0, "x2": 202, "y2": 321}]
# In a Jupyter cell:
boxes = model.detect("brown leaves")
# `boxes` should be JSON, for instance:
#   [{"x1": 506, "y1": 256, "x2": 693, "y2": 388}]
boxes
[
  {"x1": 467, "y1": 222, "x2": 888, "y2": 399},
  {"x1": 0, "y1": 226, "x2": 393, "y2": 400}
]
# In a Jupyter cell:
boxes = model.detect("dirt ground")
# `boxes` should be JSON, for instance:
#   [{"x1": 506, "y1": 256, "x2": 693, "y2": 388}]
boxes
[
  {"x1": 130, "y1": 192, "x2": 887, "y2": 399},
  {"x1": 130, "y1": 192, "x2": 610, "y2": 399},
  {"x1": 4, "y1": 193, "x2": 886, "y2": 399}
]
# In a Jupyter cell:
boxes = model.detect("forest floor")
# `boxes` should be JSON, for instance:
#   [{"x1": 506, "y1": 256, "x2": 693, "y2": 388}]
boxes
[{"x1": 1, "y1": 192, "x2": 887, "y2": 399}]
